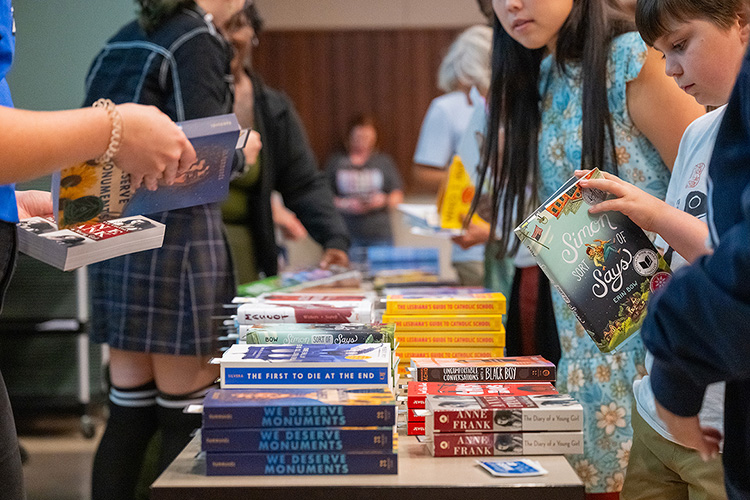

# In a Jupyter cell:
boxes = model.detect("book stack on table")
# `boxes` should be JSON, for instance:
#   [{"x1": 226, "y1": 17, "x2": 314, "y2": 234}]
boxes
[
  {"x1": 201, "y1": 387, "x2": 398, "y2": 475},
  {"x1": 381, "y1": 291, "x2": 507, "y2": 377}
]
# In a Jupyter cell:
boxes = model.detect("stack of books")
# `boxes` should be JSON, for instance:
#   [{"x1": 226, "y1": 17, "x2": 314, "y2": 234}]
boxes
[
  {"x1": 381, "y1": 292, "x2": 506, "y2": 377},
  {"x1": 235, "y1": 267, "x2": 363, "y2": 298},
  {"x1": 201, "y1": 387, "x2": 398, "y2": 475},
  {"x1": 406, "y1": 356, "x2": 556, "y2": 437}
]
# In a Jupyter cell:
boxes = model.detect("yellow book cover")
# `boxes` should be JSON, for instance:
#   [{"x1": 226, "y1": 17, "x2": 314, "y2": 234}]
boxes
[
  {"x1": 437, "y1": 156, "x2": 487, "y2": 229},
  {"x1": 395, "y1": 330, "x2": 506, "y2": 347},
  {"x1": 385, "y1": 292, "x2": 506, "y2": 315},
  {"x1": 396, "y1": 347, "x2": 506, "y2": 362},
  {"x1": 381, "y1": 314, "x2": 504, "y2": 331}
]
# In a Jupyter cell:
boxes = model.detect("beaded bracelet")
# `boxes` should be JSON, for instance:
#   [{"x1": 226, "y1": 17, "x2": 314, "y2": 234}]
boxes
[{"x1": 92, "y1": 98, "x2": 123, "y2": 165}]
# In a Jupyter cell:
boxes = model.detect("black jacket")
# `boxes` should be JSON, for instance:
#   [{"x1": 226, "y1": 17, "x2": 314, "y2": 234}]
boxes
[{"x1": 243, "y1": 74, "x2": 349, "y2": 276}]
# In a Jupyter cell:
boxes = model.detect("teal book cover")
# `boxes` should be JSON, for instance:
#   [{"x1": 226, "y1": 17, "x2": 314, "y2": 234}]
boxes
[{"x1": 514, "y1": 169, "x2": 671, "y2": 354}]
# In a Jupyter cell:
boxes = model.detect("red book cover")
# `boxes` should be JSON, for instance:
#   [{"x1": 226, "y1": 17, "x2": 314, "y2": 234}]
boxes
[
  {"x1": 236, "y1": 300, "x2": 373, "y2": 324},
  {"x1": 407, "y1": 421, "x2": 425, "y2": 436},
  {"x1": 408, "y1": 408, "x2": 425, "y2": 424},
  {"x1": 406, "y1": 382, "x2": 557, "y2": 409},
  {"x1": 428, "y1": 431, "x2": 584, "y2": 457},
  {"x1": 425, "y1": 394, "x2": 582, "y2": 433}
]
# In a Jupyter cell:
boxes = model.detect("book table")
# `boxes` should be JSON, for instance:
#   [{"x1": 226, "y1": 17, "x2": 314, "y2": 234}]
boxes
[{"x1": 151, "y1": 434, "x2": 585, "y2": 500}]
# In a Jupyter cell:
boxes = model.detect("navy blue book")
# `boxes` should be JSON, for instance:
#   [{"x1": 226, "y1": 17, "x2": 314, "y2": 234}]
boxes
[
  {"x1": 54, "y1": 113, "x2": 245, "y2": 228},
  {"x1": 201, "y1": 427, "x2": 396, "y2": 452},
  {"x1": 205, "y1": 451, "x2": 398, "y2": 476},
  {"x1": 202, "y1": 388, "x2": 397, "y2": 429}
]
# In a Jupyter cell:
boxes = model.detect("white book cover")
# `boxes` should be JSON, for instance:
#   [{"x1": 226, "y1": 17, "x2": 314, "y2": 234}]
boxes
[{"x1": 17, "y1": 215, "x2": 165, "y2": 271}]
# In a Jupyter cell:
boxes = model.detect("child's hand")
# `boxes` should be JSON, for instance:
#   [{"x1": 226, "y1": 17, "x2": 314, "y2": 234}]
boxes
[
  {"x1": 16, "y1": 190, "x2": 53, "y2": 219},
  {"x1": 575, "y1": 170, "x2": 664, "y2": 233},
  {"x1": 452, "y1": 216, "x2": 491, "y2": 249}
]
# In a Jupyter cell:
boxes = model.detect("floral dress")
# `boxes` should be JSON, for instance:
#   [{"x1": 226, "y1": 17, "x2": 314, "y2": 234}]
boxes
[{"x1": 537, "y1": 32, "x2": 670, "y2": 493}]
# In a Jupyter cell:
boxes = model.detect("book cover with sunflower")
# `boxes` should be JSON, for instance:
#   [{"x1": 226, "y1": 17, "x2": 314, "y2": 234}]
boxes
[
  {"x1": 53, "y1": 113, "x2": 244, "y2": 229},
  {"x1": 514, "y1": 169, "x2": 672, "y2": 354}
]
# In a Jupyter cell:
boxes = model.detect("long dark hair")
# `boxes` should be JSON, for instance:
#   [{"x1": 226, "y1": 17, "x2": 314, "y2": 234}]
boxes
[
  {"x1": 137, "y1": 0, "x2": 196, "y2": 33},
  {"x1": 472, "y1": 0, "x2": 634, "y2": 257}
]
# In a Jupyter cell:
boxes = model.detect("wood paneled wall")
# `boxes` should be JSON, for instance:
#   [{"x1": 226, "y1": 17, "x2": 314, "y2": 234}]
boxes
[{"x1": 253, "y1": 29, "x2": 464, "y2": 193}]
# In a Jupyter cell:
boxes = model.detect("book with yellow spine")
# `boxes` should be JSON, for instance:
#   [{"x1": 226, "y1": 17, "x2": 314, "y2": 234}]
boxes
[
  {"x1": 381, "y1": 314, "x2": 504, "y2": 332},
  {"x1": 396, "y1": 347, "x2": 506, "y2": 363},
  {"x1": 385, "y1": 292, "x2": 506, "y2": 315},
  {"x1": 395, "y1": 331, "x2": 505, "y2": 347}
]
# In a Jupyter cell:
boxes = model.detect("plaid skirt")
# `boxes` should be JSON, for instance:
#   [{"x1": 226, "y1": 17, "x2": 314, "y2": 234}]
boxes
[{"x1": 89, "y1": 204, "x2": 235, "y2": 356}]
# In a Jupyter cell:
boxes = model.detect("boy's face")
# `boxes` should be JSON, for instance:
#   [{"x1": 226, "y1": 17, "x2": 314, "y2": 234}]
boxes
[{"x1": 653, "y1": 18, "x2": 749, "y2": 106}]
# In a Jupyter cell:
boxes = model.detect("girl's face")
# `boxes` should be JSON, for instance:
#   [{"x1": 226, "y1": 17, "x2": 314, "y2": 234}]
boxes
[
  {"x1": 653, "y1": 18, "x2": 749, "y2": 107},
  {"x1": 492, "y1": 0, "x2": 574, "y2": 52}
]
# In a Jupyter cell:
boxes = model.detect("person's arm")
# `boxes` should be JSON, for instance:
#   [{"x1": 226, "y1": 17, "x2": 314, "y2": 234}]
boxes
[
  {"x1": 627, "y1": 47, "x2": 705, "y2": 170},
  {"x1": 0, "y1": 104, "x2": 195, "y2": 187},
  {"x1": 413, "y1": 164, "x2": 448, "y2": 193},
  {"x1": 578, "y1": 170, "x2": 710, "y2": 263},
  {"x1": 413, "y1": 100, "x2": 455, "y2": 193}
]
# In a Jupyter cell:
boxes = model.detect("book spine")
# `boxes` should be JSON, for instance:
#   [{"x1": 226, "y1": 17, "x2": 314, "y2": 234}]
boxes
[
  {"x1": 202, "y1": 405, "x2": 397, "y2": 429},
  {"x1": 429, "y1": 407, "x2": 583, "y2": 433},
  {"x1": 429, "y1": 431, "x2": 584, "y2": 457},
  {"x1": 202, "y1": 427, "x2": 395, "y2": 452},
  {"x1": 397, "y1": 347, "x2": 506, "y2": 362},
  {"x1": 416, "y1": 365, "x2": 556, "y2": 383},
  {"x1": 240, "y1": 328, "x2": 389, "y2": 345},
  {"x1": 221, "y1": 365, "x2": 390, "y2": 389},
  {"x1": 407, "y1": 421, "x2": 425, "y2": 436},
  {"x1": 206, "y1": 451, "x2": 398, "y2": 475},
  {"x1": 238, "y1": 304, "x2": 372, "y2": 324},
  {"x1": 396, "y1": 332, "x2": 505, "y2": 347},
  {"x1": 407, "y1": 382, "x2": 559, "y2": 408},
  {"x1": 408, "y1": 409, "x2": 425, "y2": 424},
  {"x1": 385, "y1": 299, "x2": 505, "y2": 315},
  {"x1": 381, "y1": 315, "x2": 504, "y2": 331}
]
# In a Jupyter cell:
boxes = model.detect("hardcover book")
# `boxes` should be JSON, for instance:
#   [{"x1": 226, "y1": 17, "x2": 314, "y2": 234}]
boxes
[
  {"x1": 53, "y1": 113, "x2": 244, "y2": 229},
  {"x1": 385, "y1": 292, "x2": 506, "y2": 315},
  {"x1": 238, "y1": 323, "x2": 395, "y2": 347},
  {"x1": 396, "y1": 331, "x2": 506, "y2": 347},
  {"x1": 425, "y1": 393, "x2": 582, "y2": 433},
  {"x1": 218, "y1": 343, "x2": 391, "y2": 389},
  {"x1": 201, "y1": 426, "x2": 396, "y2": 453},
  {"x1": 514, "y1": 168, "x2": 672, "y2": 353},
  {"x1": 411, "y1": 356, "x2": 556, "y2": 383},
  {"x1": 407, "y1": 382, "x2": 558, "y2": 409},
  {"x1": 236, "y1": 300, "x2": 373, "y2": 325},
  {"x1": 205, "y1": 450, "x2": 398, "y2": 476},
  {"x1": 407, "y1": 421, "x2": 426, "y2": 436},
  {"x1": 16, "y1": 215, "x2": 164, "y2": 271},
  {"x1": 202, "y1": 387, "x2": 397, "y2": 429},
  {"x1": 380, "y1": 314, "x2": 504, "y2": 332},
  {"x1": 427, "y1": 431, "x2": 584, "y2": 457}
]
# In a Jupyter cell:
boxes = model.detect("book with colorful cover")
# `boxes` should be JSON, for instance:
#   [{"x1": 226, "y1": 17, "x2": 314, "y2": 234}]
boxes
[
  {"x1": 385, "y1": 292, "x2": 506, "y2": 315},
  {"x1": 381, "y1": 314, "x2": 503, "y2": 331},
  {"x1": 16, "y1": 215, "x2": 164, "y2": 271},
  {"x1": 396, "y1": 347, "x2": 506, "y2": 363},
  {"x1": 425, "y1": 393, "x2": 582, "y2": 433},
  {"x1": 236, "y1": 300, "x2": 373, "y2": 324},
  {"x1": 218, "y1": 343, "x2": 391, "y2": 389},
  {"x1": 205, "y1": 450, "x2": 398, "y2": 475},
  {"x1": 53, "y1": 113, "x2": 245, "y2": 229},
  {"x1": 201, "y1": 426, "x2": 396, "y2": 453},
  {"x1": 202, "y1": 387, "x2": 397, "y2": 429},
  {"x1": 407, "y1": 382, "x2": 558, "y2": 409},
  {"x1": 411, "y1": 356, "x2": 555, "y2": 383},
  {"x1": 396, "y1": 331, "x2": 505, "y2": 347},
  {"x1": 238, "y1": 323, "x2": 395, "y2": 347},
  {"x1": 427, "y1": 431, "x2": 583, "y2": 457},
  {"x1": 514, "y1": 168, "x2": 672, "y2": 354}
]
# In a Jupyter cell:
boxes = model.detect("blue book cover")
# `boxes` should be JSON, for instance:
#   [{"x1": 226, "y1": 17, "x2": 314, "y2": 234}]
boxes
[
  {"x1": 201, "y1": 427, "x2": 396, "y2": 452},
  {"x1": 53, "y1": 113, "x2": 243, "y2": 228},
  {"x1": 205, "y1": 451, "x2": 398, "y2": 475},
  {"x1": 202, "y1": 387, "x2": 397, "y2": 429},
  {"x1": 219, "y1": 344, "x2": 391, "y2": 389}
]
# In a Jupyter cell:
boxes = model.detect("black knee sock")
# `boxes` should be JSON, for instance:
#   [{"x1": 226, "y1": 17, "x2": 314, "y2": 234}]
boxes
[
  {"x1": 91, "y1": 381, "x2": 158, "y2": 500},
  {"x1": 156, "y1": 383, "x2": 216, "y2": 472}
]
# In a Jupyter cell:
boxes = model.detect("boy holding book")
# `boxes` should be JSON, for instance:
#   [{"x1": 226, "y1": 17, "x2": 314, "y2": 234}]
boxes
[{"x1": 577, "y1": 0, "x2": 749, "y2": 497}]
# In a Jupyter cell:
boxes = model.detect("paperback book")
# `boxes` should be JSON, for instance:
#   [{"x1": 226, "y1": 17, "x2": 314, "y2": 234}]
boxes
[
  {"x1": 385, "y1": 292, "x2": 506, "y2": 315},
  {"x1": 396, "y1": 347, "x2": 506, "y2": 364},
  {"x1": 407, "y1": 382, "x2": 558, "y2": 409},
  {"x1": 236, "y1": 300, "x2": 373, "y2": 324},
  {"x1": 16, "y1": 215, "x2": 164, "y2": 271},
  {"x1": 427, "y1": 431, "x2": 583, "y2": 457},
  {"x1": 238, "y1": 323, "x2": 395, "y2": 347},
  {"x1": 201, "y1": 426, "x2": 396, "y2": 453},
  {"x1": 380, "y1": 314, "x2": 504, "y2": 331},
  {"x1": 202, "y1": 388, "x2": 397, "y2": 429},
  {"x1": 53, "y1": 113, "x2": 245, "y2": 228},
  {"x1": 205, "y1": 450, "x2": 398, "y2": 476},
  {"x1": 218, "y1": 343, "x2": 391, "y2": 389},
  {"x1": 411, "y1": 356, "x2": 555, "y2": 383},
  {"x1": 514, "y1": 168, "x2": 672, "y2": 353},
  {"x1": 396, "y1": 331, "x2": 506, "y2": 347},
  {"x1": 425, "y1": 393, "x2": 582, "y2": 433}
]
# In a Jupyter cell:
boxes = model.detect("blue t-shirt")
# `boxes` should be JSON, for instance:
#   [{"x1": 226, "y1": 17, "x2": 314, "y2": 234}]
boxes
[{"x1": 0, "y1": 0, "x2": 17, "y2": 223}]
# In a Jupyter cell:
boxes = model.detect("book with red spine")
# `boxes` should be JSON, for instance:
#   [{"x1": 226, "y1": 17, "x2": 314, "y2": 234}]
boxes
[
  {"x1": 407, "y1": 382, "x2": 558, "y2": 409},
  {"x1": 427, "y1": 431, "x2": 583, "y2": 457},
  {"x1": 236, "y1": 300, "x2": 373, "y2": 324},
  {"x1": 407, "y1": 421, "x2": 425, "y2": 436},
  {"x1": 411, "y1": 356, "x2": 555, "y2": 383}
]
